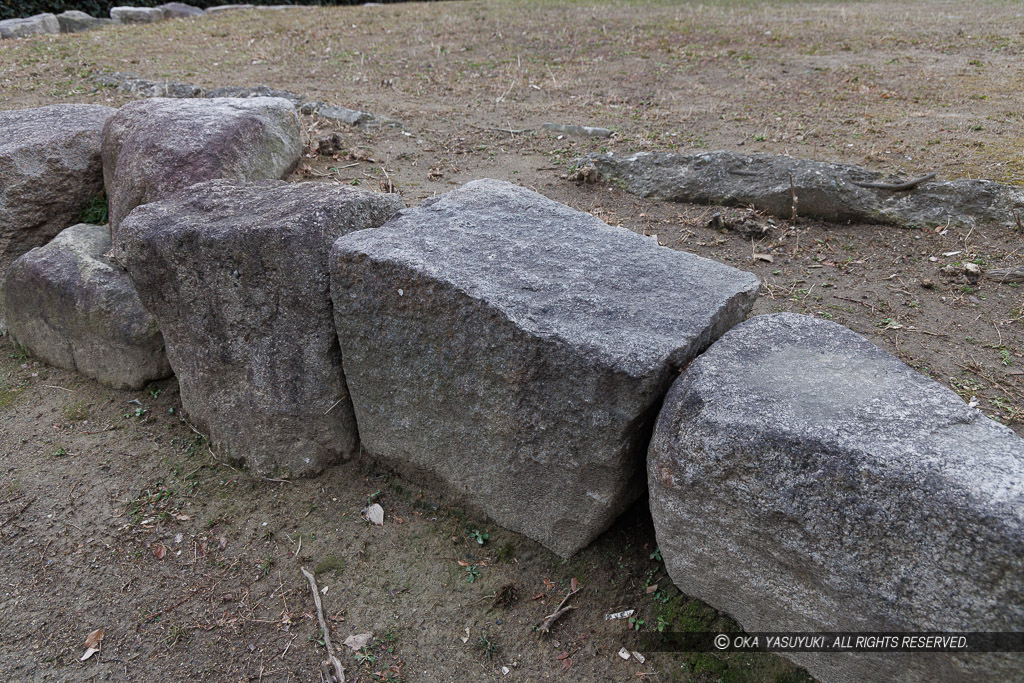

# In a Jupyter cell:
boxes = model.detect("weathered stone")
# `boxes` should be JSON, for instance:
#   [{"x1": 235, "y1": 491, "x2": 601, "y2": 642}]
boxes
[
  {"x1": 95, "y1": 72, "x2": 203, "y2": 98},
  {"x1": 101, "y1": 97, "x2": 301, "y2": 235},
  {"x1": 115, "y1": 180, "x2": 404, "y2": 478},
  {"x1": 157, "y1": 2, "x2": 205, "y2": 18},
  {"x1": 110, "y1": 6, "x2": 165, "y2": 24},
  {"x1": 648, "y1": 312, "x2": 1024, "y2": 682},
  {"x1": 206, "y1": 85, "x2": 306, "y2": 107},
  {"x1": 580, "y1": 151, "x2": 1024, "y2": 230},
  {"x1": 3, "y1": 224, "x2": 170, "y2": 390},
  {"x1": 57, "y1": 10, "x2": 112, "y2": 33},
  {"x1": 0, "y1": 13, "x2": 59, "y2": 38},
  {"x1": 542, "y1": 122, "x2": 612, "y2": 138},
  {"x1": 330, "y1": 179, "x2": 760, "y2": 557},
  {"x1": 205, "y1": 4, "x2": 255, "y2": 13},
  {"x1": 0, "y1": 104, "x2": 115, "y2": 281},
  {"x1": 303, "y1": 102, "x2": 375, "y2": 127}
]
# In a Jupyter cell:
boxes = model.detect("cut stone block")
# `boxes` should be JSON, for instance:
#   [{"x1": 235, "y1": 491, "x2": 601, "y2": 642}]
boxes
[
  {"x1": 115, "y1": 179, "x2": 404, "y2": 478},
  {"x1": 110, "y1": 7, "x2": 164, "y2": 23},
  {"x1": 3, "y1": 223, "x2": 170, "y2": 390},
  {"x1": 57, "y1": 10, "x2": 112, "y2": 33},
  {"x1": 330, "y1": 179, "x2": 760, "y2": 557},
  {"x1": 0, "y1": 104, "x2": 115, "y2": 281},
  {"x1": 0, "y1": 13, "x2": 59, "y2": 39},
  {"x1": 157, "y1": 2, "x2": 205, "y2": 18},
  {"x1": 648, "y1": 312, "x2": 1024, "y2": 682},
  {"x1": 101, "y1": 97, "x2": 301, "y2": 235}
]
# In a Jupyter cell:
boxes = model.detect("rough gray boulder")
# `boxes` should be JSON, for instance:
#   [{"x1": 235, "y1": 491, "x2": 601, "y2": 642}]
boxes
[
  {"x1": 0, "y1": 13, "x2": 59, "y2": 38},
  {"x1": 330, "y1": 179, "x2": 760, "y2": 557},
  {"x1": 648, "y1": 312, "x2": 1024, "y2": 683},
  {"x1": 57, "y1": 10, "x2": 112, "y2": 33},
  {"x1": 205, "y1": 85, "x2": 306, "y2": 107},
  {"x1": 0, "y1": 104, "x2": 115, "y2": 281},
  {"x1": 115, "y1": 180, "x2": 404, "y2": 478},
  {"x1": 95, "y1": 72, "x2": 203, "y2": 98},
  {"x1": 580, "y1": 151, "x2": 1024, "y2": 230},
  {"x1": 101, "y1": 97, "x2": 301, "y2": 235},
  {"x1": 110, "y1": 6, "x2": 164, "y2": 23},
  {"x1": 157, "y1": 2, "x2": 205, "y2": 18},
  {"x1": 3, "y1": 224, "x2": 170, "y2": 390}
]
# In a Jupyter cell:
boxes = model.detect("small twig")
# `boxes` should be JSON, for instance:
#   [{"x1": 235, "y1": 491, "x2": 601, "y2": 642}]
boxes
[
  {"x1": 537, "y1": 586, "x2": 581, "y2": 634},
  {"x1": 851, "y1": 172, "x2": 935, "y2": 191},
  {"x1": 301, "y1": 567, "x2": 345, "y2": 683},
  {"x1": 141, "y1": 588, "x2": 201, "y2": 624},
  {"x1": 81, "y1": 424, "x2": 116, "y2": 435},
  {"x1": 0, "y1": 497, "x2": 35, "y2": 529},
  {"x1": 324, "y1": 398, "x2": 344, "y2": 415},
  {"x1": 41, "y1": 384, "x2": 74, "y2": 393}
]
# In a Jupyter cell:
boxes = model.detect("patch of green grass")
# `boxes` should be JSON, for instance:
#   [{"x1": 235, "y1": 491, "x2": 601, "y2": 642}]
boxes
[
  {"x1": 62, "y1": 400, "x2": 90, "y2": 421},
  {"x1": 79, "y1": 193, "x2": 108, "y2": 225}
]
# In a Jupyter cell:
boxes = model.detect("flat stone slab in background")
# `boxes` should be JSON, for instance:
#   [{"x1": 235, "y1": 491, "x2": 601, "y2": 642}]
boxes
[
  {"x1": 157, "y1": 2, "x2": 205, "y2": 18},
  {"x1": 331, "y1": 179, "x2": 760, "y2": 557},
  {"x1": 0, "y1": 13, "x2": 59, "y2": 38},
  {"x1": 580, "y1": 151, "x2": 1024, "y2": 230},
  {"x1": 0, "y1": 104, "x2": 116, "y2": 281},
  {"x1": 116, "y1": 180, "x2": 404, "y2": 478},
  {"x1": 648, "y1": 312, "x2": 1024, "y2": 682},
  {"x1": 3, "y1": 223, "x2": 170, "y2": 390},
  {"x1": 110, "y1": 7, "x2": 165, "y2": 24},
  {"x1": 101, "y1": 97, "x2": 301, "y2": 234}
]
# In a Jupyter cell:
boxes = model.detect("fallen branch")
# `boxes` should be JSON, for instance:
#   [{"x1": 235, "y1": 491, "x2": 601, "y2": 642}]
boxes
[
  {"x1": 985, "y1": 266, "x2": 1024, "y2": 284},
  {"x1": 851, "y1": 172, "x2": 935, "y2": 191},
  {"x1": 301, "y1": 567, "x2": 345, "y2": 683},
  {"x1": 537, "y1": 585, "x2": 581, "y2": 634}
]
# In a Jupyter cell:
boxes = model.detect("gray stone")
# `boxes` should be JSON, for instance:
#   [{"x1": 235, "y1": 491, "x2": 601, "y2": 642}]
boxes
[
  {"x1": 304, "y1": 103, "x2": 375, "y2": 127},
  {"x1": 110, "y1": 6, "x2": 165, "y2": 24},
  {"x1": 0, "y1": 13, "x2": 59, "y2": 38},
  {"x1": 648, "y1": 312, "x2": 1024, "y2": 683},
  {"x1": 94, "y1": 72, "x2": 203, "y2": 98},
  {"x1": 0, "y1": 104, "x2": 115, "y2": 281},
  {"x1": 101, "y1": 97, "x2": 301, "y2": 235},
  {"x1": 206, "y1": 85, "x2": 306, "y2": 107},
  {"x1": 115, "y1": 180, "x2": 404, "y2": 478},
  {"x1": 330, "y1": 179, "x2": 760, "y2": 557},
  {"x1": 580, "y1": 150, "x2": 1024, "y2": 230},
  {"x1": 157, "y1": 2, "x2": 205, "y2": 18},
  {"x1": 205, "y1": 4, "x2": 255, "y2": 13},
  {"x1": 542, "y1": 122, "x2": 612, "y2": 138},
  {"x1": 3, "y1": 224, "x2": 170, "y2": 390},
  {"x1": 57, "y1": 10, "x2": 112, "y2": 33}
]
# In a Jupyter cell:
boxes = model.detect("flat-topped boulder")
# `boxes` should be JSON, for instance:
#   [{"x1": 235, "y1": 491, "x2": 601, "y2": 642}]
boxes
[
  {"x1": 101, "y1": 97, "x2": 301, "y2": 235},
  {"x1": 115, "y1": 180, "x2": 404, "y2": 478},
  {"x1": 57, "y1": 11, "x2": 112, "y2": 33},
  {"x1": 110, "y1": 7, "x2": 164, "y2": 24},
  {"x1": 157, "y1": 2, "x2": 205, "y2": 18},
  {"x1": 0, "y1": 13, "x2": 59, "y2": 38},
  {"x1": 0, "y1": 104, "x2": 116, "y2": 284},
  {"x1": 330, "y1": 179, "x2": 760, "y2": 557},
  {"x1": 648, "y1": 312, "x2": 1024, "y2": 682},
  {"x1": 3, "y1": 223, "x2": 170, "y2": 390}
]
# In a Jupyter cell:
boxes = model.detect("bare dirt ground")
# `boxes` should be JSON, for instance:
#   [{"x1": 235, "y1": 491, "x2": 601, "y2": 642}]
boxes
[{"x1": 1, "y1": 1, "x2": 1022, "y2": 680}]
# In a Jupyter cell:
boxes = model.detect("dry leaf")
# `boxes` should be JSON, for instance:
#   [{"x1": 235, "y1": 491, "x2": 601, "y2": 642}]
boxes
[
  {"x1": 618, "y1": 647, "x2": 631, "y2": 660},
  {"x1": 80, "y1": 627, "x2": 103, "y2": 661},
  {"x1": 457, "y1": 560, "x2": 469, "y2": 567},
  {"x1": 343, "y1": 632, "x2": 373, "y2": 651},
  {"x1": 752, "y1": 252, "x2": 774, "y2": 263},
  {"x1": 363, "y1": 503, "x2": 384, "y2": 526},
  {"x1": 632, "y1": 651, "x2": 646, "y2": 664},
  {"x1": 561, "y1": 657, "x2": 573, "y2": 671},
  {"x1": 556, "y1": 652, "x2": 569, "y2": 660},
  {"x1": 645, "y1": 584, "x2": 658, "y2": 594},
  {"x1": 218, "y1": 536, "x2": 228, "y2": 550},
  {"x1": 605, "y1": 609, "x2": 635, "y2": 621},
  {"x1": 542, "y1": 578, "x2": 555, "y2": 590},
  {"x1": 152, "y1": 544, "x2": 167, "y2": 560},
  {"x1": 460, "y1": 627, "x2": 470, "y2": 644},
  {"x1": 174, "y1": 513, "x2": 190, "y2": 521},
  {"x1": 570, "y1": 577, "x2": 578, "y2": 592}
]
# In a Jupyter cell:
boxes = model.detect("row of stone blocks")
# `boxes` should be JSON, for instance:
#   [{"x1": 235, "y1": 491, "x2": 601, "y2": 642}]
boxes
[
  {"x1": 0, "y1": 4, "x2": 261, "y2": 39},
  {"x1": 1, "y1": 100, "x2": 1021, "y2": 682}
]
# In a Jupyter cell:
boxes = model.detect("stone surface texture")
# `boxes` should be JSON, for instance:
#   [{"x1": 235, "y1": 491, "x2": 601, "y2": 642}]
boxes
[
  {"x1": 205, "y1": 85, "x2": 305, "y2": 107},
  {"x1": 57, "y1": 10, "x2": 112, "y2": 33},
  {"x1": 110, "y1": 6, "x2": 164, "y2": 24},
  {"x1": 95, "y1": 72, "x2": 203, "y2": 98},
  {"x1": 582, "y1": 150, "x2": 1024, "y2": 230},
  {"x1": 330, "y1": 179, "x2": 760, "y2": 557},
  {"x1": 101, "y1": 97, "x2": 301, "y2": 234},
  {"x1": 115, "y1": 180, "x2": 404, "y2": 478},
  {"x1": 0, "y1": 104, "x2": 115, "y2": 279},
  {"x1": 648, "y1": 312, "x2": 1024, "y2": 682},
  {"x1": 157, "y1": 2, "x2": 205, "y2": 18},
  {"x1": 3, "y1": 223, "x2": 170, "y2": 390},
  {"x1": 0, "y1": 13, "x2": 59, "y2": 38}
]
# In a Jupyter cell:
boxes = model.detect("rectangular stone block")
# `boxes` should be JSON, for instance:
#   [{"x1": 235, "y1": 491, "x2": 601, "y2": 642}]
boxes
[{"x1": 330, "y1": 179, "x2": 760, "y2": 556}]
